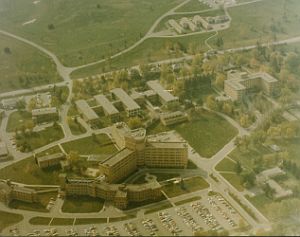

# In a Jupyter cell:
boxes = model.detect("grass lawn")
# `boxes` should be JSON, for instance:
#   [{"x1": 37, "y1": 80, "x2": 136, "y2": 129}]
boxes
[
  {"x1": 51, "y1": 218, "x2": 74, "y2": 226},
  {"x1": 220, "y1": 172, "x2": 244, "y2": 192},
  {"x1": 210, "y1": 0, "x2": 300, "y2": 50},
  {"x1": 71, "y1": 32, "x2": 213, "y2": 79},
  {"x1": 0, "y1": 34, "x2": 61, "y2": 93},
  {"x1": 0, "y1": 211, "x2": 23, "y2": 232},
  {"x1": 29, "y1": 217, "x2": 51, "y2": 225},
  {"x1": 175, "y1": 111, "x2": 238, "y2": 157},
  {"x1": 35, "y1": 145, "x2": 62, "y2": 158},
  {"x1": 174, "y1": 196, "x2": 201, "y2": 206},
  {"x1": 9, "y1": 200, "x2": 48, "y2": 213},
  {"x1": 61, "y1": 196, "x2": 104, "y2": 213},
  {"x1": 162, "y1": 176, "x2": 209, "y2": 198},
  {"x1": 245, "y1": 194, "x2": 271, "y2": 217},
  {"x1": 75, "y1": 218, "x2": 107, "y2": 225},
  {"x1": 0, "y1": 0, "x2": 183, "y2": 67},
  {"x1": 68, "y1": 119, "x2": 87, "y2": 135},
  {"x1": 0, "y1": 156, "x2": 61, "y2": 185},
  {"x1": 144, "y1": 201, "x2": 173, "y2": 214},
  {"x1": 215, "y1": 158, "x2": 238, "y2": 172},
  {"x1": 175, "y1": 0, "x2": 211, "y2": 12},
  {"x1": 6, "y1": 111, "x2": 33, "y2": 133},
  {"x1": 152, "y1": 173, "x2": 181, "y2": 182},
  {"x1": 61, "y1": 134, "x2": 117, "y2": 156},
  {"x1": 16, "y1": 125, "x2": 64, "y2": 151}
]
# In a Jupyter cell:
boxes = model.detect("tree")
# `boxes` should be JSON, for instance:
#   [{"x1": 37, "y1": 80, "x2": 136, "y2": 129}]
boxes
[
  {"x1": 206, "y1": 95, "x2": 217, "y2": 110},
  {"x1": 236, "y1": 161, "x2": 243, "y2": 174},
  {"x1": 48, "y1": 23, "x2": 55, "y2": 30},
  {"x1": 215, "y1": 73, "x2": 226, "y2": 88},
  {"x1": 128, "y1": 117, "x2": 143, "y2": 129},
  {"x1": 4, "y1": 47, "x2": 11, "y2": 54}
]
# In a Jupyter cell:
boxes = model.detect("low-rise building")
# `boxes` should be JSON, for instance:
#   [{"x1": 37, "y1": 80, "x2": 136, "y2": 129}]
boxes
[
  {"x1": 146, "y1": 80, "x2": 179, "y2": 106},
  {"x1": 193, "y1": 15, "x2": 212, "y2": 30},
  {"x1": 63, "y1": 178, "x2": 162, "y2": 210},
  {"x1": 160, "y1": 111, "x2": 188, "y2": 126},
  {"x1": 168, "y1": 19, "x2": 186, "y2": 34},
  {"x1": 179, "y1": 17, "x2": 198, "y2": 31},
  {"x1": 1, "y1": 97, "x2": 24, "y2": 110},
  {"x1": 75, "y1": 100, "x2": 99, "y2": 125},
  {"x1": 36, "y1": 153, "x2": 65, "y2": 168},
  {"x1": 94, "y1": 94, "x2": 119, "y2": 122},
  {"x1": 111, "y1": 88, "x2": 141, "y2": 117},
  {"x1": 0, "y1": 180, "x2": 38, "y2": 205},
  {"x1": 224, "y1": 70, "x2": 279, "y2": 101},
  {"x1": 32, "y1": 107, "x2": 59, "y2": 123}
]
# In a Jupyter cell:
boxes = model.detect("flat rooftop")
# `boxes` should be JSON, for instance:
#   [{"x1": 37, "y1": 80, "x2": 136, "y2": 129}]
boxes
[
  {"x1": 94, "y1": 94, "x2": 119, "y2": 115},
  {"x1": 75, "y1": 100, "x2": 99, "y2": 121},
  {"x1": 147, "y1": 80, "x2": 178, "y2": 103},
  {"x1": 111, "y1": 88, "x2": 140, "y2": 111},
  {"x1": 37, "y1": 153, "x2": 64, "y2": 162},
  {"x1": 147, "y1": 141, "x2": 187, "y2": 149},
  {"x1": 101, "y1": 148, "x2": 134, "y2": 167},
  {"x1": 32, "y1": 107, "x2": 57, "y2": 116}
]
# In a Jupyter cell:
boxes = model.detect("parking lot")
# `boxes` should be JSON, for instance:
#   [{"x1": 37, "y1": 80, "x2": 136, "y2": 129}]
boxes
[{"x1": 8, "y1": 191, "x2": 245, "y2": 236}]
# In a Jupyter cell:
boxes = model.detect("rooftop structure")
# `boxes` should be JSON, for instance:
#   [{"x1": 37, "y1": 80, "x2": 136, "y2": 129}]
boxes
[
  {"x1": 75, "y1": 99, "x2": 99, "y2": 122},
  {"x1": 146, "y1": 80, "x2": 178, "y2": 105},
  {"x1": 224, "y1": 70, "x2": 279, "y2": 101},
  {"x1": 111, "y1": 88, "x2": 141, "y2": 117},
  {"x1": 179, "y1": 17, "x2": 198, "y2": 31},
  {"x1": 160, "y1": 111, "x2": 188, "y2": 126},
  {"x1": 94, "y1": 94, "x2": 119, "y2": 116},
  {"x1": 32, "y1": 107, "x2": 58, "y2": 116},
  {"x1": 168, "y1": 19, "x2": 185, "y2": 34}
]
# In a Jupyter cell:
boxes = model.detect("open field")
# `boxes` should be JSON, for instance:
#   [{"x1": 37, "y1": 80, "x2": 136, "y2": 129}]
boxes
[
  {"x1": 162, "y1": 176, "x2": 209, "y2": 198},
  {"x1": 0, "y1": 211, "x2": 23, "y2": 232},
  {"x1": 16, "y1": 125, "x2": 64, "y2": 150},
  {"x1": 61, "y1": 134, "x2": 117, "y2": 156},
  {"x1": 35, "y1": 145, "x2": 62, "y2": 158},
  {"x1": 0, "y1": 34, "x2": 61, "y2": 93},
  {"x1": 175, "y1": 111, "x2": 238, "y2": 157},
  {"x1": 0, "y1": 156, "x2": 61, "y2": 185},
  {"x1": 6, "y1": 111, "x2": 33, "y2": 133},
  {"x1": 0, "y1": 0, "x2": 183, "y2": 67},
  {"x1": 209, "y1": 0, "x2": 300, "y2": 49},
  {"x1": 71, "y1": 32, "x2": 213, "y2": 78},
  {"x1": 61, "y1": 196, "x2": 104, "y2": 213},
  {"x1": 215, "y1": 158, "x2": 238, "y2": 172},
  {"x1": 175, "y1": 0, "x2": 211, "y2": 12},
  {"x1": 220, "y1": 172, "x2": 244, "y2": 191},
  {"x1": 68, "y1": 119, "x2": 87, "y2": 135}
]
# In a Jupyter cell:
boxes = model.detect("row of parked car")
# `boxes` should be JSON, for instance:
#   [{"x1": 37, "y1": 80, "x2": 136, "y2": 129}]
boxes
[{"x1": 158, "y1": 211, "x2": 182, "y2": 236}]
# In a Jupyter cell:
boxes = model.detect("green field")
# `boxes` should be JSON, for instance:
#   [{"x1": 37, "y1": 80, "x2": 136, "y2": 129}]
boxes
[
  {"x1": 71, "y1": 32, "x2": 213, "y2": 78},
  {"x1": 16, "y1": 125, "x2": 64, "y2": 151},
  {"x1": 35, "y1": 145, "x2": 62, "y2": 158},
  {"x1": 174, "y1": 196, "x2": 201, "y2": 206},
  {"x1": 61, "y1": 196, "x2": 104, "y2": 213},
  {"x1": 0, "y1": 34, "x2": 61, "y2": 93},
  {"x1": 220, "y1": 172, "x2": 244, "y2": 191},
  {"x1": 175, "y1": 0, "x2": 211, "y2": 12},
  {"x1": 0, "y1": 0, "x2": 183, "y2": 67},
  {"x1": 0, "y1": 211, "x2": 23, "y2": 232},
  {"x1": 162, "y1": 176, "x2": 209, "y2": 198},
  {"x1": 61, "y1": 134, "x2": 117, "y2": 156},
  {"x1": 6, "y1": 111, "x2": 33, "y2": 133},
  {"x1": 0, "y1": 156, "x2": 61, "y2": 185},
  {"x1": 175, "y1": 111, "x2": 238, "y2": 157},
  {"x1": 216, "y1": 158, "x2": 238, "y2": 172},
  {"x1": 68, "y1": 118, "x2": 87, "y2": 135},
  {"x1": 209, "y1": 0, "x2": 300, "y2": 49},
  {"x1": 29, "y1": 217, "x2": 51, "y2": 225}
]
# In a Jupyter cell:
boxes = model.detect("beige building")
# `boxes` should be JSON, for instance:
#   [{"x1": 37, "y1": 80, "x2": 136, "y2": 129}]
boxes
[
  {"x1": 168, "y1": 19, "x2": 185, "y2": 34},
  {"x1": 36, "y1": 153, "x2": 65, "y2": 169},
  {"x1": 75, "y1": 100, "x2": 99, "y2": 125},
  {"x1": 179, "y1": 17, "x2": 198, "y2": 31},
  {"x1": 146, "y1": 80, "x2": 179, "y2": 106},
  {"x1": 94, "y1": 94, "x2": 119, "y2": 122},
  {"x1": 0, "y1": 180, "x2": 38, "y2": 205},
  {"x1": 32, "y1": 107, "x2": 59, "y2": 123},
  {"x1": 111, "y1": 88, "x2": 141, "y2": 117},
  {"x1": 63, "y1": 178, "x2": 162, "y2": 210},
  {"x1": 224, "y1": 70, "x2": 279, "y2": 101},
  {"x1": 160, "y1": 111, "x2": 188, "y2": 126},
  {"x1": 102, "y1": 123, "x2": 188, "y2": 183},
  {"x1": 193, "y1": 15, "x2": 212, "y2": 30}
]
